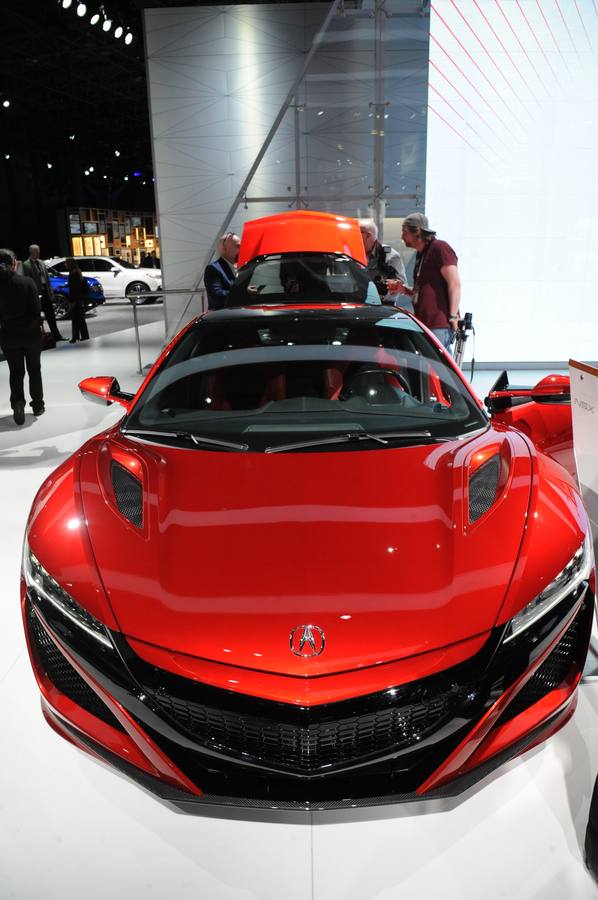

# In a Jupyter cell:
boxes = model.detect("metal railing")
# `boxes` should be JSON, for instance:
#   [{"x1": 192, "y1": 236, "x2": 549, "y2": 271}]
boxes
[{"x1": 125, "y1": 287, "x2": 206, "y2": 375}]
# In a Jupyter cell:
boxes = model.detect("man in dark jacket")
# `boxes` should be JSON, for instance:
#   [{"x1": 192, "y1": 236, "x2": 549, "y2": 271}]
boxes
[
  {"x1": 0, "y1": 248, "x2": 45, "y2": 425},
  {"x1": 359, "y1": 218, "x2": 407, "y2": 301},
  {"x1": 22, "y1": 243, "x2": 65, "y2": 341},
  {"x1": 204, "y1": 232, "x2": 240, "y2": 310}
]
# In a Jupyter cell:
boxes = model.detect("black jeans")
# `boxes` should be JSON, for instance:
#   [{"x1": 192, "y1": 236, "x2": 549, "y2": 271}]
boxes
[
  {"x1": 40, "y1": 292, "x2": 62, "y2": 340},
  {"x1": 586, "y1": 775, "x2": 598, "y2": 879},
  {"x1": 71, "y1": 302, "x2": 89, "y2": 341},
  {"x1": 2, "y1": 342, "x2": 44, "y2": 409}
]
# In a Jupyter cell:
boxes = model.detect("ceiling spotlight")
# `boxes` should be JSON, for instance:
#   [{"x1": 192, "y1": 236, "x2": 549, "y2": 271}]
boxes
[
  {"x1": 102, "y1": 16, "x2": 112, "y2": 31},
  {"x1": 2, "y1": 100, "x2": 10, "y2": 109},
  {"x1": 4, "y1": 154, "x2": 10, "y2": 160},
  {"x1": 62, "y1": 0, "x2": 73, "y2": 8},
  {"x1": 76, "y1": 2, "x2": 86, "y2": 16},
  {"x1": 84, "y1": 169, "x2": 90, "y2": 175},
  {"x1": 69, "y1": 134, "x2": 75, "y2": 140},
  {"x1": 103, "y1": 175, "x2": 108, "y2": 179},
  {"x1": 90, "y1": 12, "x2": 100, "y2": 24},
  {"x1": 124, "y1": 31, "x2": 133, "y2": 45},
  {"x1": 114, "y1": 149, "x2": 120, "y2": 157},
  {"x1": 47, "y1": 162, "x2": 53, "y2": 169},
  {"x1": 114, "y1": 25, "x2": 123, "y2": 38},
  {"x1": 124, "y1": 176, "x2": 128, "y2": 181},
  {"x1": 89, "y1": 165, "x2": 94, "y2": 172}
]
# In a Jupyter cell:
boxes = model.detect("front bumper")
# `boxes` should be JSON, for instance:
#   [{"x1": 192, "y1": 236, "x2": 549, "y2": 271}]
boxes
[{"x1": 23, "y1": 581, "x2": 593, "y2": 811}]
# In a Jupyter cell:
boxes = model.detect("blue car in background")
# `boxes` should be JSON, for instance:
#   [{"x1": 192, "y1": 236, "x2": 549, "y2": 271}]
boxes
[{"x1": 47, "y1": 268, "x2": 106, "y2": 320}]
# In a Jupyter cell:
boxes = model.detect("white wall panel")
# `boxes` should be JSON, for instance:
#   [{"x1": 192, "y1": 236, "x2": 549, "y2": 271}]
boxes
[
  {"x1": 426, "y1": 0, "x2": 598, "y2": 362},
  {"x1": 145, "y1": 4, "x2": 330, "y2": 338}
]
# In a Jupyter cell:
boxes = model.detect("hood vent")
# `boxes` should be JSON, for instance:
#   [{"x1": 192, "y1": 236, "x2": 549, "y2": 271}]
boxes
[
  {"x1": 469, "y1": 455, "x2": 501, "y2": 523},
  {"x1": 110, "y1": 460, "x2": 143, "y2": 528}
]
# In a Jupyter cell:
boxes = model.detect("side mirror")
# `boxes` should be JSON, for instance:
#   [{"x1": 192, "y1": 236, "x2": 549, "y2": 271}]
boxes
[
  {"x1": 531, "y1": 374, "x2": 570, "y2": 398},
  {"x1": 79, "y1": 376, "x2": 133, "y2": 411},
  {"x1": 485, "y1": 371, "x2": 570, "y2": 413}
]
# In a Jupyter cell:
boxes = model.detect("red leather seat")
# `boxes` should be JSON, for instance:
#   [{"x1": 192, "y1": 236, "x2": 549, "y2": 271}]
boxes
[
  {"x1": 204, "y1": 374, "x2": 231, "y2": 410},
  {"x1": 323, "y1": 365, "x2": 347, "y2": 400},
  {"x1": 260, "y1": 374, "x2": 286, "y2": 406}
]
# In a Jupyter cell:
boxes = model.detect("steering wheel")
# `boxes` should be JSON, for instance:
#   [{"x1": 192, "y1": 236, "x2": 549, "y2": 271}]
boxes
[{"x1": 339, "y1": 367, "x2": 412, "y2": 401}]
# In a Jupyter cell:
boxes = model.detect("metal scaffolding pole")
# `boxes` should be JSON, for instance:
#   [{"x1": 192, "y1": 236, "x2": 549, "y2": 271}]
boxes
[{"x1": 373, "y1": 0, "x2": 387, "y2": 239}]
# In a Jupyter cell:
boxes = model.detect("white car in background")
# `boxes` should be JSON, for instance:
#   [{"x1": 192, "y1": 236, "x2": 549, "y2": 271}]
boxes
[{"x1": 47, "y1": 256, "x2": 162, "y2": 304}]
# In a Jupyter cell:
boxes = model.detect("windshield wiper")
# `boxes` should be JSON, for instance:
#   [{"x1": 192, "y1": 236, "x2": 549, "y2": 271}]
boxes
[
  {"x1": 122, "y1": 429, "x2": 249, "y2": 451},
  {"x1": 264, "y1": 429, "x2": 436, "y2": 454}
]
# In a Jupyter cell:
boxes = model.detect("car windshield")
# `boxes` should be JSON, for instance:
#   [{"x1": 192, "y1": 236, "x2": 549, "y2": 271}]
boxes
[
  {"x1": 124, "y1": 309, "x2": 487, "y2": 452},
  {"x1": 110, "y1": 257, "x2": 134, "y2": 268},
  {"x1": 227, "y1": 253, "x2": 380, "y2": 307}
]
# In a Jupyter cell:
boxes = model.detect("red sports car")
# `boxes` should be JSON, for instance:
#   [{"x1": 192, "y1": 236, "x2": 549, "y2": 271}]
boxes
[{"x1": 21, "y1": 212, "x2": 595, "y2": 810}]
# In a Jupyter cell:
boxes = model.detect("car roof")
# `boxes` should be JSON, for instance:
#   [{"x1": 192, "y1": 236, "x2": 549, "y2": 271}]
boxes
[
  {"x1": 200, "y1": 304, "x2": 420, "y2": 327},
  {"x1": 237, "y1": 210, "x2": 367, "y2": 268},
  {"x1": 47, "y1": 256, "x2": 103, "y2": 262}
]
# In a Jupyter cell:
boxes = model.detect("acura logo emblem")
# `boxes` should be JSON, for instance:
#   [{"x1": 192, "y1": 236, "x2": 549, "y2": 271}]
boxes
[{"x1": 290, "y1": 624, "x2": 326, "y2": 658}]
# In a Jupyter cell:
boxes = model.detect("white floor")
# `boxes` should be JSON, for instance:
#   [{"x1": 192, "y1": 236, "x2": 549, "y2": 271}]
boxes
[{"x1": 0, "y1": 328, "x2": 596, "y2": 899}]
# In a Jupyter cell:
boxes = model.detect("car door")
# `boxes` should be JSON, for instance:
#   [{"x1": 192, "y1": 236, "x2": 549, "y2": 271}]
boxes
[
  {"x1": 88, "y1": 258, "x2": 122, "y2": 298},
  {"x1": 73, "y1": 257, "x2": 99, "y2": 287}
]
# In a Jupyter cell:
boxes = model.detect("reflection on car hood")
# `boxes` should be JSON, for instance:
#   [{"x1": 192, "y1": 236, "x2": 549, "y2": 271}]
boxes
[{"x1": 79, "y1": 429, "x2": 532, "y2": 677}]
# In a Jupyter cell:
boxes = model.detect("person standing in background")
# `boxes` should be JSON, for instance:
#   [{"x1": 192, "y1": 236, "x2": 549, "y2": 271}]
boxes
[
  {"x1": 394, "y1": 213, "x2": 461, "y2": 351},
  {"x1": 0, "y1": 248, "x2": 45, "y2": 424},
  {"x1": 204, "y1": 232, "x2": 240, "y2": 310},
  {"x1": 358, "y1": 218, "x2": 407, "y2": 301},
  {"x1": 22, "y1": 244, "x2": 65, "y2": 342},
  {"x1": 65, "y1": 257, "x2": 90, "y2": 343}
]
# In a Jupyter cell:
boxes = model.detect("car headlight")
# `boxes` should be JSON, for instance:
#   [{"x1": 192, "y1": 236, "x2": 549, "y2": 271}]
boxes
[
  {"x1": 89, "y1": 284, "x2": 102, "y2": 293},
  {"x1": 504, "y1": 530, "x2": 593, "y2": 642},
  {"x1": 23, "y1": 541, "x2": 111, "y2": 647}
]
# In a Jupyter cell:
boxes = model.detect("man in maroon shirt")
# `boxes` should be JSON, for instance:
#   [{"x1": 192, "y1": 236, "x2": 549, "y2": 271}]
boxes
[{"x1": 394, "y1": 213, "x2": 461, "y2": 350}]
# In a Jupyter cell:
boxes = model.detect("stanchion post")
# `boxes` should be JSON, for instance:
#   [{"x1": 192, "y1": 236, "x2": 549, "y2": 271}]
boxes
[{"x1": 132, "y1": 301, "x2": 143, "y2": 375}]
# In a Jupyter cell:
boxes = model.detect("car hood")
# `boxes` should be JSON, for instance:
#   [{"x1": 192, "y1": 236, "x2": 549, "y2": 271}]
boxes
[{"x1": 80, "y1": 429, "x2": 532, "y2": 677}]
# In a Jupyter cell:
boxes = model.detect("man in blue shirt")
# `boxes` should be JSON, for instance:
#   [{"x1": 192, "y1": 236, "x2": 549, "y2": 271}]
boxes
[{"x1": 204, "y1": 232, "x2": 240, "y2": 310}]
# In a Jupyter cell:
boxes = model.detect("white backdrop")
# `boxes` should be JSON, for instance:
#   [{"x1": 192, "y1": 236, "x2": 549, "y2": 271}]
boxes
[{"x1": 426, "y1": 0, "x2": 598, "y2": 363}]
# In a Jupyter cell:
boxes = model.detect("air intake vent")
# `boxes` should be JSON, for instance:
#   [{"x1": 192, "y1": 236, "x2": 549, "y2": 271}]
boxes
[
  {"x1": 27, "y1": 600, "x2": 124, "y2": 732},
  {"x1": 111, "y1": 460, "x2": 143, "y2": 528},
  {"x1": 469, "y1": 455, "x2": 500, "y2": 523}
]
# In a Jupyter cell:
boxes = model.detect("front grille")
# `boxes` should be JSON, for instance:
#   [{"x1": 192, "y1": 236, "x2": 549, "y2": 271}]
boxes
[
  {"x1": 28, "y1": 603, "x2": 124, "y2": 732},
  {"x1": 500, "y1": 613, "x2": 584, "y2": 722},
  {"x1": 149, "y1": 679, "x2": 468, "y2": 775}
]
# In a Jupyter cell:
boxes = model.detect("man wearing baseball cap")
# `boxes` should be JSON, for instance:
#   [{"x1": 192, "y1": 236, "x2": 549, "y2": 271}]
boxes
[{"x1": 393, "y1": 212, "x2": 461, "y2": 350}]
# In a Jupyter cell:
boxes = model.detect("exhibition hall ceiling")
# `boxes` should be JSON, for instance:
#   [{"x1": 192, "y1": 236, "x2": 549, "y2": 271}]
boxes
[{"x1": 2, "y1": 0, "x2": 377, "y2": 201}]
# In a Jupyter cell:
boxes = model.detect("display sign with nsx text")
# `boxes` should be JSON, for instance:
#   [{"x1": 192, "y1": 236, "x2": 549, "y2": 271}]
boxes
[{"x1": 570, "y1": 359, "x2": 598, "y2": 555}]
